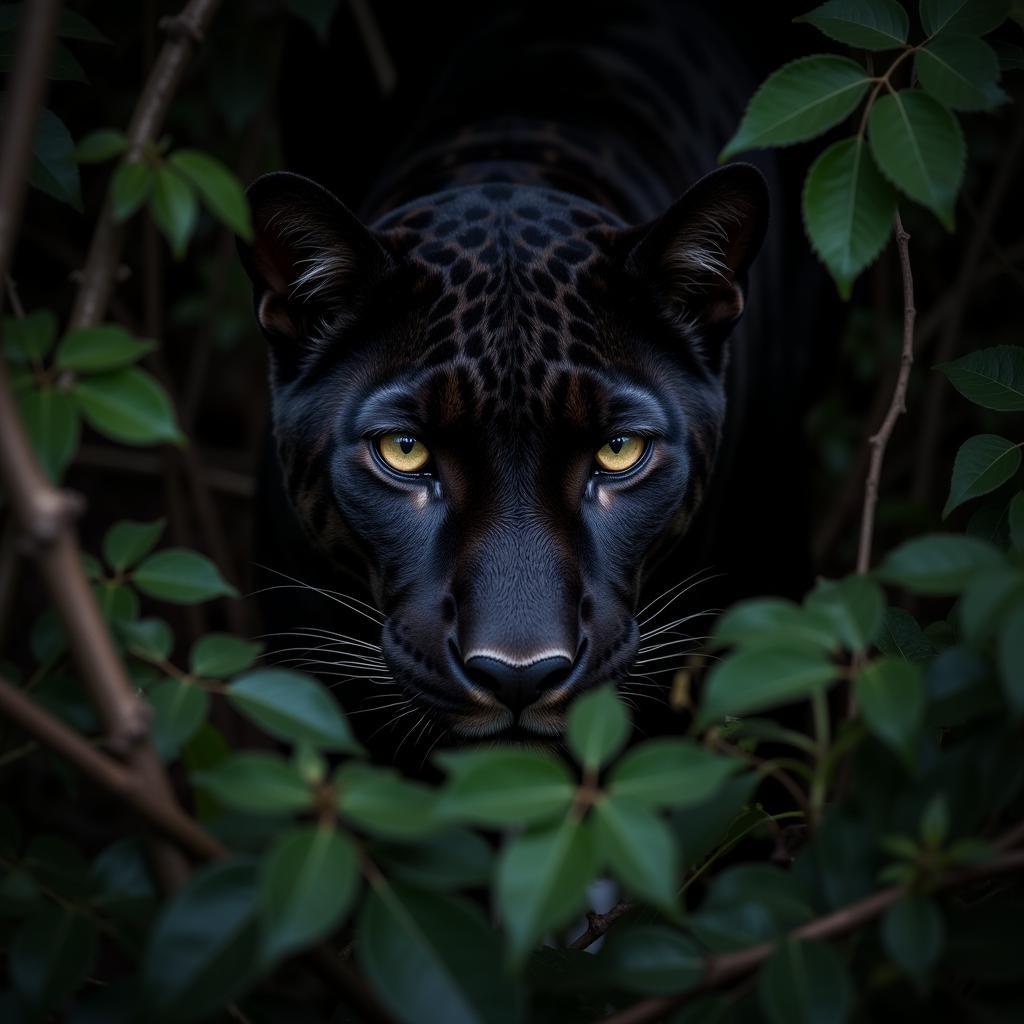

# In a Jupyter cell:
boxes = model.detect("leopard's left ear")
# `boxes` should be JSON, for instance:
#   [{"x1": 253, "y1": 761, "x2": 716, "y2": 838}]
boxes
[{"x1": 628, "y1": 163, "x2": 769, "y2": 339}]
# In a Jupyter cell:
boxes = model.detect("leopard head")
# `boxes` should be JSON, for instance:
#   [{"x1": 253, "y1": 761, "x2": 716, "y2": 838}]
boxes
[{"x1": 240, "y1": 166, "x2": 768, "y2": 742}]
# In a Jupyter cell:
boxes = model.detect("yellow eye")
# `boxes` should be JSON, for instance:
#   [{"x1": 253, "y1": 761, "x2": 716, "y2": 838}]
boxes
[
  {"x1": 595, "y1": 435, "x2": 646, "y2": 473},
  {"x1": 378, "y1": 434, "x2": 431, "y2": 473}
]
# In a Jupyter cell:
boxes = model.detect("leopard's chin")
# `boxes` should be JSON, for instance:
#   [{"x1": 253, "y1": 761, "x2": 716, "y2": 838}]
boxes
[{"x1": 449, "y1": 704, "x2": 565, "y2": 742}]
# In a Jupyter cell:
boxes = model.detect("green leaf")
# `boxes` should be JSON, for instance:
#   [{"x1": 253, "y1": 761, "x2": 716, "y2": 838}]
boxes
[
  {"x1": 103, "y1": 518, "x2": 166, "y2": 573},
  {"x1": 698, "y1": 648, "x2": 836, "y2": 726},
  {"x1": 285, "y1": 0, "x2": 342, "y2": 41},
  {"x1": 93, "y1": 580, "x2": 139, "y2": 624},
  {"x1": 260, "y1": 825, "x2": 359, "y2": 962},
  {"x1": 593, "y1": 796, "x2": 680, "y2": 917},
  {"x1": 867, "y1": 90, "x2": 965, "y2": 230},
  {"x1": 437, "y1": 748, "x2": 575, "y2": 827},
  {"x1": 111, "y1": 161, "x2": 153, "y2": 222},
  {"x1": 998, "y1": 604, "x2": 1024, "y2": 714},
  {"x1": 712, "y1": 598, "x2": 836, "y2": 653},
  {"x1": 335, "y1": 763, "x2": 440, "y2": 839},
  {"x1": 118, "y1": 616, "x2": 174, "y2": 661},
  {"x1": 877, "y1": 606, "x2": 936, "y2": 662},
  {"x1": 566, "y1": 684, "x2": 629, "y2": 771},
  {"x1": 803, "y1": 137, "x2": 895, "y2": 300},
  {"x1": 496, "y1": 819, "x2": 596, "y2": 966},
  {"x1": 3, "y1": 308, "x2": 56, "y2": 362},
  {"x1": 142, "y1": 860, "x2": 262, "y2": 1020},
  {"x1": 938, "y1": 345, "x2": 1024, "y2": 410},
  {"x1": 920, "y1": 0, "x2": 1010, "y2": 37},
  {"x1": 806, "y1": 574, "x2": 885, "y2": 652},
  {"x1": 876, "y1": 533, "x2": 1002, "y2": 593},
  {"x1": 944, "y1": 434, "x2": 1022, "y2": 518},
  {"x1": 227, "y1": 668, "x2": 361, "y2": 751},
  {"x1": 1010, "y1": 492, "x2": 1024, "y2": 550},
  {"x1": 720, "y1": 56, "x2": 870, "y2": 159},
  {"x1": 194, "y1": 752, "x2": 313, "y2": 814},
  {"x1": 599, "y1": 924, "x2": 704, "y2": 995},
  {"x1": 74, "y1": 366, "x2": 183, "y2": 446},
  {"x1": 855, "y1": 657, "x2": 924, "y2": 762},
  {"x1": 190, "y1": 633, "x2": 263, "y2": 678},
  {"x1": 920, "y1": 794, "x2": 950, "y2": 847},
  {"x1": 758, "y1": 938, "x2": 853, "y2": 1024},
  {"x1": 881, "y1": 895, "x2": 945, "y2": 987},
  {"x1": 690, "y1": 865, "x2": 814, "y2": 952},
  {"x1": 75, "y1": 128, "x2": 128, "y2": 163},
  {"x1": 670, "y1": 772, "x2": 760, "y2": 869},
  {"x1": 917, "y1": 34, "x2": 1006, "y2": 110},
  {"x1": 169, "y1": 149, "x2": 254, "y2": 241},
  {"x1": 56, "y1": 324, "x2": 155, "y2": 373},
  {"x1": 10, "y1": 905, "x2": 97, "y2": 1012},
  {"x1": 358, "y1": 882, "x2": 525, "y2": 1024},
  {"x1": 134, "y1": 547, "x2": 237, "y2": 603},
  {"x1": 149, "y1": 679, "x2": 209, "y2": 760},
  {"x1": 30, "y1": 110, "x2": 82, "y2": 210},
  {"x1": 374, "y1": 829, "x2": 494, "y2": 891},
  {"x1": 150, "y1": 166, "x2": 198, "y2": 259},
  {"x1": 608, "y1": 738, "x2": 742, "y2": 808},
  {"x1": 796, "y1": 0, "x2": 909, "y2": 49},
  {"x1": 18, "y1": 387, "x2": 79, "y2": 481}
]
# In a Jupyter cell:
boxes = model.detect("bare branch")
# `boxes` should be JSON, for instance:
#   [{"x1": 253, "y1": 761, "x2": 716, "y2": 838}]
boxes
[
  {"x1": 911, "y1": 113, "x2": 1024, "y2": 507},
  {"x1": 856, "y1": 213, "x2": 915, "y2": 575},
  {"x1": 68, "y1": 0, "x2": 223, "y2": 331}
]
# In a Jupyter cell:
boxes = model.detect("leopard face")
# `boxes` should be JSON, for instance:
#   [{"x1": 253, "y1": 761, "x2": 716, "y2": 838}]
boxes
[{"x1": 240, "y1": 166, "x2": 767, "y2": 741}]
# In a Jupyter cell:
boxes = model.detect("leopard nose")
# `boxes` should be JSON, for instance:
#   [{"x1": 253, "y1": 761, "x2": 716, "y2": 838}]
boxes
[{"x1": 464, "y1": 653, "x2": 573, "y2": 714}]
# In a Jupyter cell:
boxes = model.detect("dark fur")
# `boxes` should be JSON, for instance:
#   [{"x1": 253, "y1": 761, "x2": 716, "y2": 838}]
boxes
[{"x1": 241, "y1": 1, "x2": 822, "y2": 755}]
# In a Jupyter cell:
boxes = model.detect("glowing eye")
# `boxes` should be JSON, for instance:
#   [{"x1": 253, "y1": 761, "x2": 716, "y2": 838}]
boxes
[
  {"x1": 378, "y1": 434, "x2": 431, "y2": 473},
  {"x1": 595, "y1": 435, "x2": 646, "y2": 473}
]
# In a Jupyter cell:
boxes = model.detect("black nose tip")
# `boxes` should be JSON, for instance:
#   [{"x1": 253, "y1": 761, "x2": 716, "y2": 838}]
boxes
[{"x1": 464, "y1": 654, "x2": 573, "y2": 713}]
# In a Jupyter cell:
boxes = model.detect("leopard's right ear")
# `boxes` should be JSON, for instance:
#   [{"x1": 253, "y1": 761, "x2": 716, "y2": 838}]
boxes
[{"x1": 238, "y1": 172, "x2": 390, "y2": 348}]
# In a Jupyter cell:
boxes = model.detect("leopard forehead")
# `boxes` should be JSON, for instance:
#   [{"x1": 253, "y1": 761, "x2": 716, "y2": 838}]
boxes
[{"x1": 372, "y1": 185, "x2": 630, "y2": 427}]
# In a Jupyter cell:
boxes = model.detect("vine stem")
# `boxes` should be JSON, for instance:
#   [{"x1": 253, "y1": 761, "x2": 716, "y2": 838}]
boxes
[
  {"x1": 68, "y1": 0, "x2": 222, "y2": 331},
  {"x1": 856, "y1": 212, "x2": 915, "y2": 575},
  {"x1": 597, "y1": 835, "x2": 1024, "y2": 1024}
]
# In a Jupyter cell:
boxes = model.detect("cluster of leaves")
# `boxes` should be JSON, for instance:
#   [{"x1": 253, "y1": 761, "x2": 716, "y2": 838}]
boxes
[
  {"x1": 722, "y1": 0, "x2": 1022, "y2": 296},
  {"x1": 3, "y1": 313, "x2": 180, "y2": 480}
]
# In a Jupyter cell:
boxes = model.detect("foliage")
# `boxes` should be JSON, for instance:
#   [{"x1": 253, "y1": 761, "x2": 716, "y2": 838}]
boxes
[
  {"x1": 722, "y1": 0, "x2": 1016, "y2": 295},
  {"x1": 1, "y1": 1, "x2": 1023, "y2": 1023}
]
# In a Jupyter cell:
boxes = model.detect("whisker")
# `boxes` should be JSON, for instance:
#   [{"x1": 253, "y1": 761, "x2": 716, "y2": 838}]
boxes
[
  {"x1": 249, "y1": 574, "x2": 384, "y2": 628},
  {"x1": 637, "y1": 571, "x2": 722, "y2": 628}
]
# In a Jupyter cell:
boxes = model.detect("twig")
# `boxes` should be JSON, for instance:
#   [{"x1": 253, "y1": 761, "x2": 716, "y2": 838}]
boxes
[
  {"x1": 911, "y1": 112, "x2": 1024, "y2": 507},
  {"x1": 812, "y1": 237, "x2": 1024, "y2": 564},
  {"x1": 68, "y1": 0, "x2": 222, "y2": 331},
  {"x1": 597, "y1": 835, "x2": 1024, "y2": 1024},
  {"x1": 571, "y1": 901, "x2": 634, "y2": 950},
  {"x1": 856, "y1": 213, "x2": 915, "y2": 575},
  {"x1": 0, "y1": 673, "x2": 223, "y2": 858}
]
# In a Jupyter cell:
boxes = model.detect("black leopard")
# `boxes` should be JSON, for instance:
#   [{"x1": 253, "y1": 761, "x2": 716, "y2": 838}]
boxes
[{"x1": 241, "y1": 0, "x2": 826, "y2": 758}]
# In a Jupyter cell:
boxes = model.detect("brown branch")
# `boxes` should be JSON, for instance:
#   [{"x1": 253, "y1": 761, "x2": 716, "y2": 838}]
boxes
[
  {"x1": 0, "y1": 674, "x2": 225, "y2": 860},
  {"x1": 68, "y1": 0, "x2": 223, "y2": 331},
  {"x1": 571, "y1": 900, "x2": 634, "y2": 951},
  {"x1": 856, "y1": 213, "x2": 915, "y2": 575},
  {"x1": 597, "y1": 837, "x2": 1024, "y2": 1024}
]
